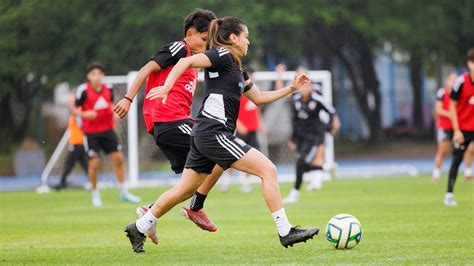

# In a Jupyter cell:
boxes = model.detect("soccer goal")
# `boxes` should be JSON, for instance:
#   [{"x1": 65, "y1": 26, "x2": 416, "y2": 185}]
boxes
[{"x1": 37, "y1": 70, "x2": 334, "y2": 192}]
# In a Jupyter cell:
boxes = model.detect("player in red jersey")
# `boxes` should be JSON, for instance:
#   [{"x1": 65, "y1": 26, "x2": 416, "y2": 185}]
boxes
[
  {"x1": 114, "y1": 9, "x2": 219, "y2": 243},
  {"x1": 75, "y1": 62, "x2": 141, "y2": 207},
  {"x1": 432, "y1": 73, "x2": 473, "y2": 182},
  {"x1": 444, "y1": 48, "x2": 474, "y2": 207}
]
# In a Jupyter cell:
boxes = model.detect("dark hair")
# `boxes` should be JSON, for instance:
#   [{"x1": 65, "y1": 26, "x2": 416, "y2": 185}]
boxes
[
  {"x1": 467, "y1": 48, "x2": 474, "y2": 62},
  {"x1": 207, "y1": 16, "x2": 247, "y2": 69},
  {"x1": 86, "y1": 62, "x2": 105, "y2": 74},
  {"x1": 183, "y1": 9, "x2": 216, "y2": 36}
]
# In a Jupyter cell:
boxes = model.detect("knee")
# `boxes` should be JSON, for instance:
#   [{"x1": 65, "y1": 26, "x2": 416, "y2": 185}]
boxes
[
  {"x1": 89, "y1": 159, "x2": 100, "y2": 171},
  {"x1": 261, "y1": 163, "x2": 278, "y2": 181}
]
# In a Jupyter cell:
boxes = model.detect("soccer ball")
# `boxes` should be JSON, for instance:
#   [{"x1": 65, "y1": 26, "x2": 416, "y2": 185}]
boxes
[{"x1": 325, "y1": 213, "x2": 362, "y2": 249}]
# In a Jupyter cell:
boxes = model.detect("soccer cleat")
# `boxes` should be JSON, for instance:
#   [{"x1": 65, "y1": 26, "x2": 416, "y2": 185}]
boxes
[
  {"x1": 181, "y1": 206, "x2": 218, "y2": 232},
  {"x1": 92, "y1": 196, "x2": 103, "y2": 207},
  {"x1": 283, "y1": 189, "x2": 300, "y2": 204},
  {"x1": 444, "y1": 196, "x2": 458, "y2": 207},
  {"x1": 135, "y1": 206, "x2": 159, "y2": 245},
  {"x1": 119, "y1": 192, "x2": 141, "y2": 203},
  {"x1": 279, "y1": 226, "x2": 319, "y2": 248},
  {"x1": 124, "y1": 223, "x2": 146, "y2": 253}
]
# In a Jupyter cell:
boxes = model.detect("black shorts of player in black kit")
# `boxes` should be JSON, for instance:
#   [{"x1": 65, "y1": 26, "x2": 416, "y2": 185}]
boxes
[
  {"x1": 237, "y1": 131, "x2": 259, "y2": 150},
  {"x1": 85, "y1": 129, "x2": 122, "y2": 158},
  {"x1": 153, "y1": 118, "x2": 194, "y2": 174},
  {"x1": 184, "y1": 47, "x2": 254, "y2": 174},
  {"x1": 436, "y1": 129, "x2": 453, "y2": 142},
  {"x1": 296, "y1": 134, "x2": 324, "y2": 164},
  {"x1": 185, "y1": 133, "x2": 252, "y2": 174}
]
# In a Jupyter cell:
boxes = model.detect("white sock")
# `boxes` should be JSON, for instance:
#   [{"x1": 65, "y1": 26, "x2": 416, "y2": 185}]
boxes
[
  {"x1": 433, "y1": 168, "x2": 441, "y2": 178},
  {"x1": 289, "y1": 189, "x2": 299, "y2": 196},
  {"x1": 136, "y1": 210, "x2": 157, "y2": 234},
  {"x1": 464, "y1": 167, "x2": 472, "y2": 177},
  {"x1": 445, "y1": 192, "x2": 453, "y2": 199},
  {"x1": 119, "y1": 183, "x2": 128, "y2": 195},
  {"x1": 272, "y1": 208, "x2": 292, "y2": 237},
  {"x1": 92, "y1": 189, "x2": 100, "y2": 198}
]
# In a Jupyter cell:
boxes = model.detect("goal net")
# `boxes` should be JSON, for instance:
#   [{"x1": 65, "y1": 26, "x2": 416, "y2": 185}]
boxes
[{"x1": 37, "y1": 70, "x2": 334, "y2": 192}]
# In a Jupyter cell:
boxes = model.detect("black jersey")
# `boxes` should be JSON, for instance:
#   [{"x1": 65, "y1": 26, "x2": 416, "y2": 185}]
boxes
[
  {"x1": 192, "y1": 48, "x2": 251, "y2": 136},
  {"x1": 291, "y1": 91, "x2": 336, "y2": 141}
]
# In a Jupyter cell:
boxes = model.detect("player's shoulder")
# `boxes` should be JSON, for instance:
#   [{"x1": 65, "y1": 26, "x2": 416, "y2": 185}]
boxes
[
  {"x1": 292, "y1": 92, "x2": 302, "y2": 101},
  {"x1": 453, "y1": 74, "x2": 465, "y2": 92},
  {"x1": 310, "y1": 91, "x2": 324, "y2": 102},
  {"x1": 75, "y1": 83, "x2": 87, "y2": 98},
  {"x1": 215, "y1": 47, "x2": 230, "y2": 57},
  {"x1": 435, "y1": 87, "x2": 445, "y2": 99},
  {"x1": 162, "y1": 40, "x2": 187, "y2": 57}
]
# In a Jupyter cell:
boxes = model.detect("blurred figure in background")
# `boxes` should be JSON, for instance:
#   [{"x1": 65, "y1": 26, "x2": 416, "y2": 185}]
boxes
[
  {"x1": 276, "y1": 65, "x2": 340, "y2": 204},
  {"x1": 53, "y1": 94, "x2": 88, "y2": 190},
  {"x1": 444, "y1": 48, "x2": 474, "y2": 207},
  {"x1": 220, "y1": 67, "x2": 266, "y2": 193},
  {"x1": 432, "y1": 73, "x2": 473, "y2": 182},
  {"x1": 75, "y1": 62, "x2": 140, "y2": 207}
]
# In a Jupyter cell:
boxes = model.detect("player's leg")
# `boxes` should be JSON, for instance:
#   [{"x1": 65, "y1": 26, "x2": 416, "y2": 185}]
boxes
[
  {"x1": 78, "y1": 145, "x2": 89, "y2": 174},
  {"x1": 231, "y1": 148, "x2": 318, "y2": 247},
  {"x1": 283, "y1": 158, "x2": 306, "y2": 204},
  {"x1": 463, "y1": 142, "x2": 473, "y2": 179},
  {"x1": 102, "y1": 130, "x2": 140, "y2": 203},
  {"x1": 54, "y1": 146, "x2": 79, "y2": 190},
  {"x1": 306, "y1": 143, "x2": 325, "y2": 191},
  {"x1": 85, "y1": 133, "x2": 103, "y2": 206},
  {"x1": 445, "y1": 137, "x2": 470, "y2": 206},
  {"x1": 433, "y1": 129, "x2": 451, "y2": 181}
]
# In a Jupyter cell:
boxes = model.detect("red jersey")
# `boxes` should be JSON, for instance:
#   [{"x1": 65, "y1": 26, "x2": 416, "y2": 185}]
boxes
[
  {"x1": 75, "y1": 83, "x2": 114, "y2": 134},
  {"x1": 435, "y1": 88, "x2": 452, "y2": 130},
  {"x1": 143, "y1": 40, "x2": 198, "y2": 133},
  {"x1": 238, "y1": 96, "x2": 259, "y2": 132},
  {"x1": 451, "y1": 72, "x2": 474, "y2": 131}
]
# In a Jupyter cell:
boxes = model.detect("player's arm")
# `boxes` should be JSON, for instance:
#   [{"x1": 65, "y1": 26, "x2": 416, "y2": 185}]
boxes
[
  {"x1": 73, "y1": 85, "x2": 97, "y2": 120},
  {"x1": 146, "y1": 53, "x2": 212, "y2": 102},
  {"x1": 244, "y1": 74, "x2": 310, "y2": 106},
  {"x1": 114, "y1": 61, "x2": 161, "y2": 118},
  {"x1": 450, "y1": 77, "x2": 464, "y2": 147},
  {"x1": 434, "y1": 101, "x2": 451, "y2": 118},
  {"x1": 330, "y1": 114, "x2": 341, "y2": 136}
]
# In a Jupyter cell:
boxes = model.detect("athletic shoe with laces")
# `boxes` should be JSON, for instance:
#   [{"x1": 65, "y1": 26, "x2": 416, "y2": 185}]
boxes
[
  {"x1": 444, "y1": 195, "x2": 458, "y2": 207},
  {"x1": 92, "y1": 195, "x2": 103, "y2": 207},
  {"x1": 135, "y1": 206, "x2": 159, "y2": 245},
  {"x1": 464, "y1": 168, "x2": 473, "y2": 180},
  {"x1": 119, "y1": 192, "x2": 141, "y2": 203},
  {"x1": 279, "y1": 226, "x2": 319, "y2": 248},
  {"x1": 283, "y1": 189, "x2": 300, "y2": 204},
  {"x1": 181, "y1": 206, "x2": 218, "y2": 232},
  {"x1": 124, "y1": 223, "x2": 146, "y2": 253}
]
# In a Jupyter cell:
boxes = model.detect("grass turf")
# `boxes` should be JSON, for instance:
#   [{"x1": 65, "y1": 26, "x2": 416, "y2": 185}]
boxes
[{"x1": 1, "y1": 175, "x2": 473, "y2": 264}]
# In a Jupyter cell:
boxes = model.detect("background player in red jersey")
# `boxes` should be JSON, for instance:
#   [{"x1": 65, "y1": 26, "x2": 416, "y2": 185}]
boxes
[
  {"x1": 75, "y1": 62, "x2": 140, "y2": 207},
  {"x1": 444, "y1": 48, "x2": 474, "y2": 207},
  {"x1": 113, "y1": 9, "x2": 220, "y2": 243},
  {"x1": 432, "y1": 73, "x2": 473, "y2": 182}
]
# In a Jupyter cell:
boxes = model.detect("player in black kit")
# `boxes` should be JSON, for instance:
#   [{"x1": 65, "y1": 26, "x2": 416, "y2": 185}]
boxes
[
  {"x1": 124, "y1": 16, "x2": 318, "y2": 253},
  {"x1": 283, "y1": 79, "x2": 340, "y2": 204}
]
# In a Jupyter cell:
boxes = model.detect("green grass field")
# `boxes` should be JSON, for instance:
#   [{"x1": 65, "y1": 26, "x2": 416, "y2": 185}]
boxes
[{"x1": 1, "y1": 175, "x2": 473, "y2": 264}]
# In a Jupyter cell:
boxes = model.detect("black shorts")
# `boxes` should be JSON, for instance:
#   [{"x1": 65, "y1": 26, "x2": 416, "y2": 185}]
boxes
[
  {"x1": 437, "y1": 129, "x2": 453, "y2": 142},
  {"x1": 453, "y1": 131, "x2": 474, "y2": 154},
  {"x1": 296, "y1": 134, "x2": 324, "y2": 164},
  {"x1": 236, "y1": 131, "x2": 259, "y2": 150},
  {"x1": 154, "y1": 119, "x2": 194, "y2": 174},
  {"x1": 85, "y1": 129, "x2": 121, "y2": 158},
  {"x1": 185, "y1": 132, "x2": 252, "y2": 174}
]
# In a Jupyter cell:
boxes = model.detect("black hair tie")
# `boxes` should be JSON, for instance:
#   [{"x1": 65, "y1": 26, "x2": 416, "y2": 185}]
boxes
[{"x1": 217, "y1": 19, "x2": 223, "y2": 25}]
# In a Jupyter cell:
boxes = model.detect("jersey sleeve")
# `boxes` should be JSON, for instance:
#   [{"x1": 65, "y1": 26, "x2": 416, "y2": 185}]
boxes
[
  {"x1": 151, "y1": 41, "x2": 187, "y2": 69},
  {"x1": 75, "y1": 84, "x2": 87, "y2": 107},
  {"x1": 450, "y1": 75, "x2": 464, "y2": 101},
  {"x1": 435, "y1": 88, "x2": 445, "y2": 101},
  {"x1": 203, "y1": 48, "x2": 232, "y2": 71}
]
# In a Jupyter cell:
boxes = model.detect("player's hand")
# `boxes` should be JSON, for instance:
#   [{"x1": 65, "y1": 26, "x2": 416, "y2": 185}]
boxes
[
  {"x1": 114, "y1": 98, "x2": 131, "y2": 119},
  {"x1": 82, "y1": 110, "x2": 97, "y2": 120},
  {"x1": 330, "y1": 117, "x2": 341, "y2": 136},
  {"x1": 275, "y1": 63, "x2": 287, "y2": 74},
  {"x1": 291, "y1": 73, "x2": 311, "y2": 91},
  {"x1": 288, "y1": 140, "x2": 296, "y2": 152},
  {"x1": 453, "y1": 130, "x2": 464, "y2": 148},
  {"x1": 146, "y1": 85, "x2": 170, "y2": 103}
]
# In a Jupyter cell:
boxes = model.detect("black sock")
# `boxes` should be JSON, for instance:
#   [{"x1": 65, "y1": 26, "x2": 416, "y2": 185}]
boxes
[
  {"x1": 447, "y1": 145, "x2": 466, "y2": 193},
  {"x1": 190, "y1": 192, "x2": 207, "y2": 211},
  {"x1": 308, "y1": 165, "x2": 323, "y2": 171},
  {"x1": 295, "y1": 161, "x2": 307, "y2": 190}
]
